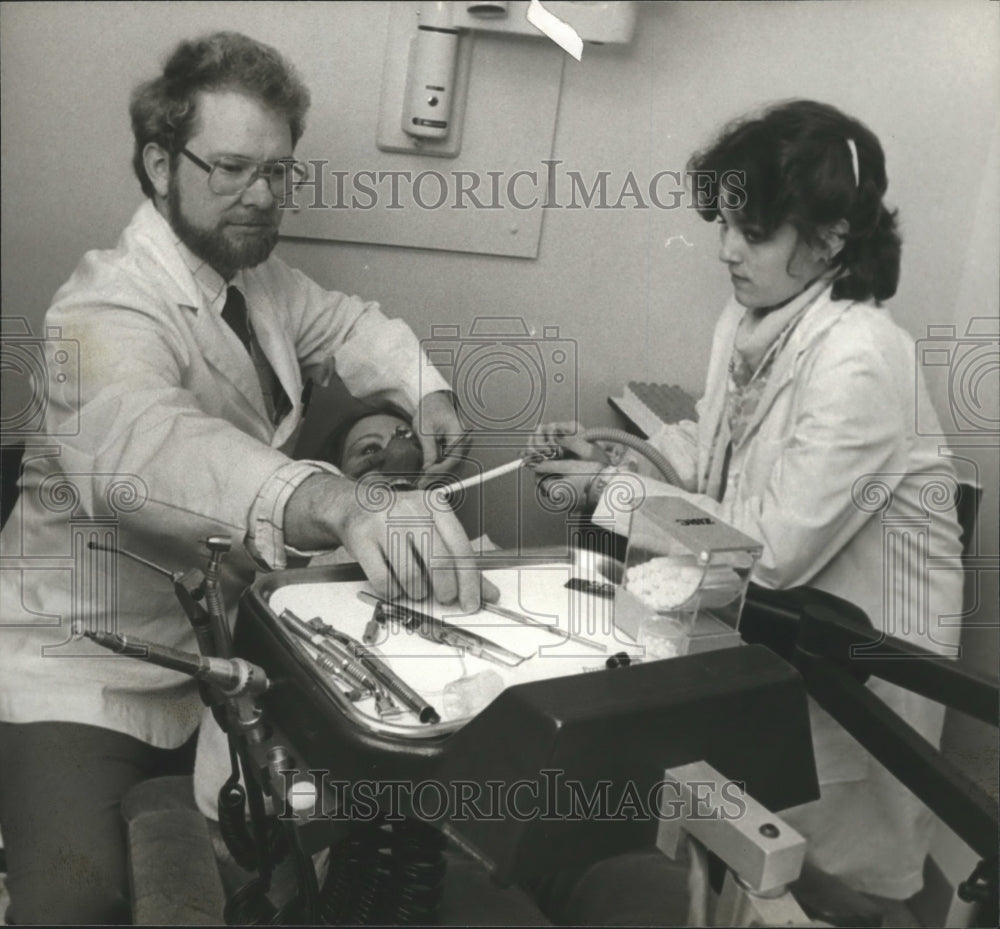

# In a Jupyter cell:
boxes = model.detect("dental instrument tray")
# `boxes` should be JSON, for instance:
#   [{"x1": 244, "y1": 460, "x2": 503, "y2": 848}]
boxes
[
  {"x1": 243, "y1": 554, "x2": 644, "y2": 739},
  {"x1": 233, "y1": 554, "x2": 819, "y2": 883}
]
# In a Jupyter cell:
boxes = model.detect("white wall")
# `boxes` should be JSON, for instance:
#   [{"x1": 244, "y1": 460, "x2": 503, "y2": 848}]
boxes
[{"x1": 3, "y1": 2, "x2": 996, "y2": 411}]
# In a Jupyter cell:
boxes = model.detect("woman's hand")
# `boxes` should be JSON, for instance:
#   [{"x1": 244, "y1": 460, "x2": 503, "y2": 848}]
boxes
[
  {"x1": 525, "y1": 421, "x2": 605, "y2": 463},
  {"x1": 523, "y1": 422, "x2": 611, "y2": 512},
  {"x1": 528, "y1": 458, "x2": 610, "y2": 512}
]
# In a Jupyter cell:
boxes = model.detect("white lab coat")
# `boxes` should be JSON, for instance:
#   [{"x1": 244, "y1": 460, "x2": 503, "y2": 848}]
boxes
[
  {"x1": 0, "y1": 201, "x2": 448, "y2": 748},
  {"x1": 598, "y1": 283, "x2": 964, "y2": 897}
]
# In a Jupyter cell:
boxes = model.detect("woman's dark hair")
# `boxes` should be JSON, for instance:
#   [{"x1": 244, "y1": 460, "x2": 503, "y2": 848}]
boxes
[
  {"x1": 687, "y1": 99, "x2": 901, "y2": 303},
  {"x1": 130, "y1": 31, "x2": 310, "y2": 198},
  {"x1": 317, "y1": 401, "x2": 413, "y2": 469}
]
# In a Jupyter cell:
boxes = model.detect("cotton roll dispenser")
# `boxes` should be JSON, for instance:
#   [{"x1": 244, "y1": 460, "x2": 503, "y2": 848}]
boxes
[{"x1": 613, "y1": 496, "x2": 763, "y2": 659}]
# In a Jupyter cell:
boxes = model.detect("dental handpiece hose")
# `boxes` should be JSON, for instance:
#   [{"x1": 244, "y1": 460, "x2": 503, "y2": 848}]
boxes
[{"x1": 83, "y1": 630, "x2": 269, "y2": 698}]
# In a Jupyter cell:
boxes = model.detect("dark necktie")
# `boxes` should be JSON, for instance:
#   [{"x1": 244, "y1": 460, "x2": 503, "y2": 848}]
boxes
[
  {"x1": 220, "y1": 285, "x2": 291, "y2": 423},
  {"x1": 222, "y1": 285, "x2": 253, "y2": 354}
]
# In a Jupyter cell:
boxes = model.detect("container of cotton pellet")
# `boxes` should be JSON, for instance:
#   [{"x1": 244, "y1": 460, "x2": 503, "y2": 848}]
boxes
[{"x1": 613, "y1": 496, "x2": 763, "y2": 659}]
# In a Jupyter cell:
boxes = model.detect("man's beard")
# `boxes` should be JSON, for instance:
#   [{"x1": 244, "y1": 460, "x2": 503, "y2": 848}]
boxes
[{"x1": 168, "y1": 178, "x2": 280, "y2": 278}]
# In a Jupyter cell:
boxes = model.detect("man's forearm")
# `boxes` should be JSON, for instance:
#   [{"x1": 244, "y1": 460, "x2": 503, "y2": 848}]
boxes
[{"x1": 283, "y1": 472, "x2": 356, "y2": 551}]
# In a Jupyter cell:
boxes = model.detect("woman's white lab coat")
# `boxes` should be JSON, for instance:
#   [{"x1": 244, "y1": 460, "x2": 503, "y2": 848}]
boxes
[{"x1": 601, "y1": 284, "x2": 964, "y2": 897}]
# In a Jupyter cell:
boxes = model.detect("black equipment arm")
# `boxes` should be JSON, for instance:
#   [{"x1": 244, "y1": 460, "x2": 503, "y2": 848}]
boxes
[{"x1": 741, "y1": 584, "x2": 999, "y2": 865}]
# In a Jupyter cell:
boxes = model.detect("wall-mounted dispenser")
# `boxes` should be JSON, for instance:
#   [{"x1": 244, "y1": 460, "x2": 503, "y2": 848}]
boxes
[
  {"x1": 378, "y1": 1, "x2": 636, "y2": 157},
  {"x1": 402, "y1": 2, "x2": 462, "y2": 140}
]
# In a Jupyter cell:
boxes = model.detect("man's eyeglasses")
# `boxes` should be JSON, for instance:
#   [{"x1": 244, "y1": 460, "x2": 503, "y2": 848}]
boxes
[{"x1": 180, "y1": 148, "x2": 308, "y2": 200}]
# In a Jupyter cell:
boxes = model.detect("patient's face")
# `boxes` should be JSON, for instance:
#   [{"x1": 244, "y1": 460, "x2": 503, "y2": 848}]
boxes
[{"x1": 340, "y1": 413, "x2": 424, "y2": 479}]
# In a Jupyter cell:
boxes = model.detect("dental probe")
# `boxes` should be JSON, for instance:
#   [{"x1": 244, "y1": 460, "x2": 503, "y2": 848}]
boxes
[{"x1": 481, "y1": 602, "x2": 607, "y2": 652}]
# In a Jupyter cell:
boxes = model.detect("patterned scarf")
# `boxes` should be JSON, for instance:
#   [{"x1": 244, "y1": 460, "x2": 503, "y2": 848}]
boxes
[{"x1": 726, "y1": 275, "x2": 833, "y2": 445}]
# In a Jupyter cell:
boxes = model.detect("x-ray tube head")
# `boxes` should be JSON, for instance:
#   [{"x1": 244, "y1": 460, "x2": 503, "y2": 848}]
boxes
[{"x1": 403, "y1": 4, "x2": 460, "y2": 140}]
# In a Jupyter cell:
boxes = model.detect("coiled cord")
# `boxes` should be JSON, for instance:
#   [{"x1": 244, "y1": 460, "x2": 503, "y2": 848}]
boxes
[
  {"x1": 218, "y1": 739, "x2": 293, "y2": 924},
  {"x1": 218, "y1": 742, "x2": 258, "y2": 871},
  {"x1": 218, "y1": 781, "x2": 258, "y2": 872}
]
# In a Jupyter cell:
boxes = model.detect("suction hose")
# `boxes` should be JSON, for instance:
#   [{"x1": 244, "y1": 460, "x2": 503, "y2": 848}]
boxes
[{"x1": 581, "y1": 427, "x2": 681, "y2": 487}]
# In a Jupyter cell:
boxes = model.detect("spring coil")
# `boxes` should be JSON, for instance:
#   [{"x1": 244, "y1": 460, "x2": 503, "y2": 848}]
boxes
[
  {"x1": 318, "y1": 816, "x2": 447, "y2": 925},
  {"x1": 318, "y1": 820, "x2": 393, "y2": 924},
  {"x1": 348, "y1": 828, "x2": 395, "y2": 925},
  {"x1": 313, "y1": 649, "x2": 376, "y2": 695},
  {"x1": 316, "y1": 836, "x2": 354, "y2": 924},
  {"x1": 384, "y1": 818, "x2": 447, "y2": 924}
]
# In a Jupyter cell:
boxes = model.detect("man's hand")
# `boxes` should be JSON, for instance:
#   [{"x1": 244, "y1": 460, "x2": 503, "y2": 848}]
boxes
[
  {"x1": 415, "y1": 391, "x2": 469, "y2": 488},
  {"x1": 285, "y1": 472, "x2": 498, "y2": 610}
]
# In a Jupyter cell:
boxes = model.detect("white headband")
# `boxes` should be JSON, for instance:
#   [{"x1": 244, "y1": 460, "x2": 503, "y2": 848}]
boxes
[{"x1": 846, "y1": 138, "x2": 860, "y2": 188}]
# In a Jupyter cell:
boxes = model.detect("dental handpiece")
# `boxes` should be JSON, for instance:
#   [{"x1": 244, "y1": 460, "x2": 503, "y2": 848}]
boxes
[
  {"x1": 357, "y1": 592, "x2": 527, "y2": 668},
  {"x1": 82, "y1": 630, "x2": 269, "y2": 697},
  {"x1": 322, "y1": 626, "x2": 440, "y2": 725},
  {"x1": 279, "y1": 609, "x2": 381, "y2": 696}
]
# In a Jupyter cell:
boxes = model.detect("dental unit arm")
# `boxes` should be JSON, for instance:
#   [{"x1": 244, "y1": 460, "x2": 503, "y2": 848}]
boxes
[{"x1": 82, "y1": 539, "x2": 323, "y2": 923}]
